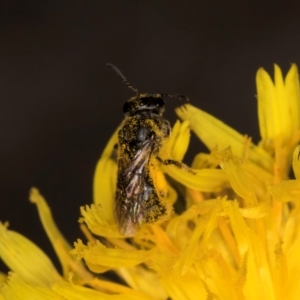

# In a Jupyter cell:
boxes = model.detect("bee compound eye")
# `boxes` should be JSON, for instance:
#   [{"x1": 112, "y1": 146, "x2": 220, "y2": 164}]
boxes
[
  {"x1": 123, "y1": 102, "x2": 130, "y2": 113},
  {"x1": 156, "y1": 98, "x2": 164, "y2": 107},
  {"x1": 141, "y1": 97, "x2": 164, "y2": 108}
]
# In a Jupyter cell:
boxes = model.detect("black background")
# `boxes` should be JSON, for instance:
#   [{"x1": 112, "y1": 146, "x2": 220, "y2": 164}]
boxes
[{"x1": 1, "y1": 1, "x2": 300, "y2": 273}]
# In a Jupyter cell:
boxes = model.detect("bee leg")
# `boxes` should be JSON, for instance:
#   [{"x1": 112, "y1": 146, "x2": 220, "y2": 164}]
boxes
[
  {"x1": 132, "y1": 201, "x2": 140, "y2": 223},
  {"x1": 145, "y1": 205, "x2": 158, "y2": 213},
  {"x1": 156, "y1": 157, "x2": 195, "y2": 174},
  {"x1": 114, "y1": 143, "x2": 118, "y2": 150},
  {"x1": 157, "y1": 157, "x2": 184, "y2": 168}
]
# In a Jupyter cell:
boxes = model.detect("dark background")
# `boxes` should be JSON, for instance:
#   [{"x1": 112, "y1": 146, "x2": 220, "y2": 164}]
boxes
[{"x1": 1, "y1": 1, "x2": 300, "y2": 272}]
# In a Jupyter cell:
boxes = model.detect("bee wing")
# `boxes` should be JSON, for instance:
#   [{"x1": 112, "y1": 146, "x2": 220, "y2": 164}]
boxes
[
  {"x1": 122, "y1": 139, "x2": 154, "y2": 197},
  {"x1": 115, "y1": 139, "x2": 154, "y2": 236}
]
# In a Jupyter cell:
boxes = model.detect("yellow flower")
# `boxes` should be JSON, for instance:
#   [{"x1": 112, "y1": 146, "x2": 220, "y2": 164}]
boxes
[
  {"x1": 256, "y1": 64, "x2": 300, "y2": 180},
  {"x1": 1, "y1": 64, "x2": 300, "y2": 299}
]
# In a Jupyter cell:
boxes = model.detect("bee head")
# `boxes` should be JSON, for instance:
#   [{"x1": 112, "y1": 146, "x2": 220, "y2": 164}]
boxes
[
  {"x1": 107, "y1": 63, "x2": 189, "y2": 116},
  {"x1": 123, "y1": 93, "x2": 165, "y2": 115}
]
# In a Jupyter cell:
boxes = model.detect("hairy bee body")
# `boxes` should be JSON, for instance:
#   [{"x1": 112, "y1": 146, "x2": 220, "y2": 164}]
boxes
[
  {"x1": 115, "y1": 96, "x2": 172, "y2": 236},
  {"x1": 107, "y1": 64, "x2": 188, "y2": 236}
]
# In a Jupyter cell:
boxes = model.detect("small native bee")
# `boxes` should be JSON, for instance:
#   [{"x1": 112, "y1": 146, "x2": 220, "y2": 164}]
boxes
[{"x1": 107, "y1": 63, "x2": 188, "y2": 236}]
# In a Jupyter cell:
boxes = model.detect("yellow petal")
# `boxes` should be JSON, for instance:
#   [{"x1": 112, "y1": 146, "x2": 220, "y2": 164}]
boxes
[
  {"x1": 0, "y1": 224, "x2": 61, "y2": 286},
  {"x1": 171, "y1": 202, "x2": 221, "y2": 276},
  {"x1": 256, "y1": 64, "x2": 300, "y2": 148},
  {"x1": 164, "y1": 120, "x2": 190, "y2": 161},
  {"x1": 0, "y1": 272, "x2": 6, "y2": 283},
  {"x1": 0, "y1": 273, "x2": 64, "y2": 300},
  {"x1": 166, "y1": 182, "x2": 177, "y2": 205},
  {"x1": 93, "y1": 125, "x2": 119, "y2": 222},
  {"x1": 29, "y1": 188, "x2": 75, "y2": 279},
  {"x1": 29, "y1": 188, "x2": 95, "y2": 284},
  {"x1": 161, "y1": 275, "x2": 207, "y2": 300},
  {"x1": 166, "y1": 200, "x2": 218, "y2": 249},
  {"x1": 191, "y1": 150, "x2": 220, "y2": 169},
  {"x1": 86, "y1": 276, "x2": 154, "y2": 297},
  {"x1": 162, "y1": 119, "x2": 228, "y2": 192},
  {"x1": 117, "y1": 266, "x2": 168, "y2": 300},
  {"x1": 71, "y1": 239, "x2": 153, "y2": 272},
  {"x1": 268, "y1": 180, "x2": 300, "y2": 202},
  {"x1": 285, "y1": 64, "x2": 300, "y2": 136},
  {"x1": 239, "y1": 202, "x2": 269, "y2": 218},
  {"x1": 224, "y1": 202, "x2": 276, "y2": 299},
  {"x1": 274, "y1": 65, "x2": 289, "y2": 136},
  {"x1": 284, "y1": 211, "x2": 300, "y2": 299},
  {"x1": 256, "y1": 65, "x2": 280, "y2": 142},
  {"x1": 79, "y1": 204, "x2": 120, "y2": 238},
  {"x1": 282, "y1": 199, "x2": 300, "y2": 252},
  {"x1": 176, "y1": 104, "x2": 273, "y2": 172},
  {"x1": 219, "y1": 147, "x2": 272, "y2": 201},
  {"x1": 273, "y1": 242, "x2": 288, "y2": 299},
  {"x1": 292, "y1": 145, "x2": 300, "y2": 180},
  {"x1": 52, "y1": 278, "x2": 153, "y2": 300},
  {"x1": 221, "y1": 160, "x2": 258, "y2": 206},
  {"x1": 163, "y1": 164, "x2": 228, "y2": 192}
]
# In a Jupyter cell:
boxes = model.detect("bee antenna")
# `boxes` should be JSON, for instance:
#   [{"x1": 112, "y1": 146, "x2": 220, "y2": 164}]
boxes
[
  {"x1": 106, "y1": 63, "x2": 139, "y2": 94},
  {"x1": 160, "y1": 94, "x2": 189, "y2": 102}
]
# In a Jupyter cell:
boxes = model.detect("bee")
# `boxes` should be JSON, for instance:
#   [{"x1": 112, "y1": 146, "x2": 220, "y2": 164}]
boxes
[{"x1": 107, "y1": 63, "x2": 188, "y2": 236}]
